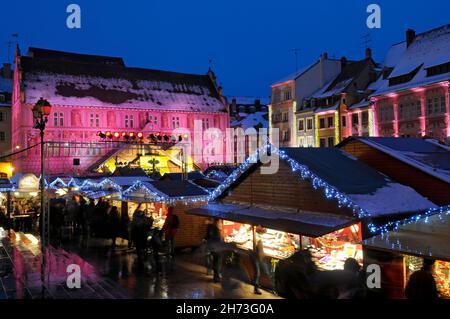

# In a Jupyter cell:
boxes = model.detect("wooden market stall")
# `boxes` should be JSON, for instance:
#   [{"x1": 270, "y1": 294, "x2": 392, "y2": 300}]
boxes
[
  {"x1": 362, "y1": 207, "x2": 450, "y2": 299},
  {"x1": 189, "y1": 147, "x2": 438, "y2": 288},
  {"x1": 118, "y1": 179, "x2": 210, "y2": 248}
]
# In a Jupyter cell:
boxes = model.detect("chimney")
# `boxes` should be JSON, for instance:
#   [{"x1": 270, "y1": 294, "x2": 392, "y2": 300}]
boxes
[
  {"x1": 323, "y1": 52, "x2": 328, "y2": 60},
  {"x1": 340, "y1": 56, "x2": 348, "y2": 68},
  {"x1": 217, "y1": 85, "x2": 223, "y2": 96},
  {"x1": 406, "y1": 28, "x2": 416, "y2": 47},
  {"x1": 231, "y1": 98, "x2": 237, "y2": 114},
  {"x1": 365, "y1": 47, "x2": 372, "y2": 59},
  {"x1": 254, "y1": 99, "x2": 261, "y2": 111},
  {"x1": 2, "y1": 63, "x2": 12, "y2": 79}
]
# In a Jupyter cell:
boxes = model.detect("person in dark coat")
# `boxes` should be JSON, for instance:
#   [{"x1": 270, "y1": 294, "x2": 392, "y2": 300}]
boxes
[
  {"x1": 131, "y1": 204, "x2": 153, "y2": 263},
  {"x1": 204, "y1": 218, "x2": 222, "y2": 283},
  {"x1": 108, "y1": 206, "x2": 121, "y2": 249},
  {"x1": 161, "y1": 207, "x2": 179, "y2": 260},
  {"x1": 150, "y1": 229, "x2": 163, "y2": 273},
  {"x1": 120, "y1": 208, "x2": 131, "y2": 245},
  {"x1": 405, "y1": 258, "x2": 439, "y2": 300},
  {"x1": 252, "y1": 239, "x2": 272, "y2": 295}
]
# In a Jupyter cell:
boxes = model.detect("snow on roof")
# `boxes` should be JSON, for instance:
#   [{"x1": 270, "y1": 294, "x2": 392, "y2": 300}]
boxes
[
  {"x1": 272, "y1": 60, "x2": 319, "y2": 85},
  {"x1": 20, "y1": 49, "x2": 226, "y2": 113},
  {"x1": 363, "y1": 208, "x2": 450, "y2": 261},
  {"x1": 348, "y1": 98, "x2": 371, "y2": 110},
  {"x1": 231, "y1": 111, "x2": 268, "y2": 130},
  {"x1": 348, "y1": 182, "x2": 436, "y2": 216},
  {"x1": 371, "y1": 24, "x2": 450, "y2": 96},
  {"x1": 382, "y1": 42, "x2": 407, "y2": 68},
  {"x1": 108, "y1": 176, "x2": 153, "y2": 186},
  {"x1": 353, "y1": 137, "x2": 450, "y2": 184},
  {"x1": 212, "y1": 146, "x2": 436, "y2": 218}
]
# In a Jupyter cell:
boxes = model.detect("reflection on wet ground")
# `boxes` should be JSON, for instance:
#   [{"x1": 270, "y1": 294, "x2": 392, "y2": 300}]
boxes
[
  {"x1": 66, "y1": 238, "x2": 279, "y2": 299},
  {"x1": 1, "y1": 232, "x2": 278, "y2": 299}
]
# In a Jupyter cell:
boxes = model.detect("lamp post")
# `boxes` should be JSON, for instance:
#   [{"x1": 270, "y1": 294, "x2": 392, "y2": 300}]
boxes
[{"x1": 32, "y1": 97, "x2": 51, "y2": 298}]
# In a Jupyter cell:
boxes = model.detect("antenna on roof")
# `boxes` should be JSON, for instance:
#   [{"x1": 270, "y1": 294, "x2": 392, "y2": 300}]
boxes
[
  {"x1": 290, "y1": 48, "x2": 300, "y2": 72},
  {"x1": 361, "y1": 33, "x2": 372, "y2": 49}
]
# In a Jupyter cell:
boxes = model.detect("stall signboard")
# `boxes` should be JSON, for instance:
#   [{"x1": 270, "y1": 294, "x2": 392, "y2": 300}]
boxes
[{"x1": 17, "y1": 174, "x2": 39, "y2": 193}]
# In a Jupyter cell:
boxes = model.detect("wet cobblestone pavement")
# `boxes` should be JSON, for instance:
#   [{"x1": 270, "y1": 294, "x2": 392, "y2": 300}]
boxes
[
  {"x1": 0, "y1": 232, "x2": 130, "y2": 299},
  {"x1": 1, "y1": 232, "x2": 278, "y2": 299}
]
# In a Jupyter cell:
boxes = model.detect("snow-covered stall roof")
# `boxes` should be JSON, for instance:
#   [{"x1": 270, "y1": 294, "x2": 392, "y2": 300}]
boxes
[
  {"x1": 211, "y1": 146, "x2": 436, "y2": 217},
  {"x1": 370, "y1": 24, "x2": 450, "y2": 96},
  {"x1": 120, "y1": 180, "x2": 209, "y2": 204},
  {"x1": 363, "y1": 208, "x2": 450, "y2": 261},
  {"x1": 20, "y1": 48, "x2": 226, "y2": 113},
  {"x1": 350, "y1": 137, "x2": 450, "y2": 184}
]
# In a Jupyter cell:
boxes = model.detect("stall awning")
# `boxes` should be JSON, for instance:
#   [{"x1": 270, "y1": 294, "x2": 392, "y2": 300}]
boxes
[
  {"x1": 363, "y1": 212, "x2": 450, "y2": 262},
  {"x1": 188, "y1": 202, "x2": 356, "y2": 238}
]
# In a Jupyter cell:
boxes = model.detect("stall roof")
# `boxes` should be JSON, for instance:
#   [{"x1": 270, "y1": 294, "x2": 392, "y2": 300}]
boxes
[
  {"x1": 212, "y1": 147, "x2": 436, "y2": 217},
  {"x1": 338, "y1": 137, "x2": 450, "y2": 184},
  {"x1": 160, "y1": 171, "x2": 206, "y2": 181},
  {"x1": 108, "y1": 176, "x2": 153, "y2": 187},
  {"x1": 363, "y1": 211, "x2": 450, "y2": 262},
  {"x1": 0, "y1": 178, "x2": 13, "y2": 191},
  {"x1": 150, "y1": 180, "x2": 209, "y2": 197},
  {"x1": 189, "y1": 202, "x2": 356, "y2": 238}
]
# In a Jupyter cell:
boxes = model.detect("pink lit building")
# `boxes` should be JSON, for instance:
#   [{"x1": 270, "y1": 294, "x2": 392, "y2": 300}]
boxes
[
  {"x1": 11, "y1": 47, "x2": 229, "y2": 175},
  {"x1": 369, "y1": 25, "x2": 450, "y2": 142}
]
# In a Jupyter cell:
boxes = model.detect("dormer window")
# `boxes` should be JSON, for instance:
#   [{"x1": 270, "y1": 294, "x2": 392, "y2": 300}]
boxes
[
  {"x1": 389, "y1": 64, "x2": 422, "y2": 86},
  {"x1": 426, "y1": 61, "x2": 450, "y2": 77}
]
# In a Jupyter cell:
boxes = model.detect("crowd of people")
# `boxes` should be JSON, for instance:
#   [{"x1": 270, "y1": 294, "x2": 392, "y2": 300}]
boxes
[{"x1": 1, "y1": 196, "x2": 442, "y2": 299}]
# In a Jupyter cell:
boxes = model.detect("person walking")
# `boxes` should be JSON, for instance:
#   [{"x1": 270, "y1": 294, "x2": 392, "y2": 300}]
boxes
[
  {"x1": 252, "y1": 240, "x2": 272, "y2": 295},
  {"x1": 131, "y1": 204, "x2": 153, "y2": 265},
  {"x1": 204, "y1": 218, "x2": 222, "y2": 283},
  {"x1": 150, "y1": 229, "x2": 163, "y2": 274},
  {"x1": 108, "y1": 206, "x2": 121, "y2": 249},
  {"x1": 405, "y1": 258, "x2": 439, "y2": 300},
  {"x1": 161, "y1": 207, "x2": 179, "y2": 263}
]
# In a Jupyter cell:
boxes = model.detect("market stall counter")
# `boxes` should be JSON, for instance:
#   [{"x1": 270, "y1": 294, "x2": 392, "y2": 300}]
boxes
[{"x1": 189, "y1": 202, "x2": 363, "y2": 285}]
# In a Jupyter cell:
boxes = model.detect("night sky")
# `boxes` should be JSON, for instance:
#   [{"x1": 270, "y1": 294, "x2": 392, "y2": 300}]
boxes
[{"x1": 0, "y1": 0, "x2": 449, "y2": 98}]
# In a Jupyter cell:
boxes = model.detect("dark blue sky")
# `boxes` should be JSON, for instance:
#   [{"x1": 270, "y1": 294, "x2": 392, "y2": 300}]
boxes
[{"x1": 1, "y1": 0, "x2": 449, "y2": 98}]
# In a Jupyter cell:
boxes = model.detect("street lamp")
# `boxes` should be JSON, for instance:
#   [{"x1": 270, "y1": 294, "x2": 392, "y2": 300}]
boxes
[{"x1": 32, "y1": 97, "x2": 51, "y2": 298}]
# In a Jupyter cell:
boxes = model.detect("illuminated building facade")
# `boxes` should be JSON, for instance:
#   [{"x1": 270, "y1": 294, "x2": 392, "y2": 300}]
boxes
[
  {"x1": 11, "y1": 47, "x2": 229, "y2": 175},
  {"x1": 306, "y1": 50, "x2": 378, "y2": 147},
  {"x1": 369, "y1": 26, "x2": 450, "y2": 142}
]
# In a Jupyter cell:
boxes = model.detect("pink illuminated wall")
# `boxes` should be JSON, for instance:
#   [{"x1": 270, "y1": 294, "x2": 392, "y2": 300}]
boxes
[{"x1": 11, "y1": 55, "x2": 230, "y2": 175}]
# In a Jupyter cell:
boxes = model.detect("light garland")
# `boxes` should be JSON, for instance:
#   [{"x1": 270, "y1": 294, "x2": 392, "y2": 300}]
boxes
[
  {"x1": 48, "y1": 177, "x2": 68, "y2": 189},
  {"x1": 121, "y1": 180, "x2": 210, "y2": 205},
  {"x1": 209, "y1": 144, "x2": 369, "y2": 219},
  {"x1": 367, "y1": 205, "x2": 450, "y2": 234}
]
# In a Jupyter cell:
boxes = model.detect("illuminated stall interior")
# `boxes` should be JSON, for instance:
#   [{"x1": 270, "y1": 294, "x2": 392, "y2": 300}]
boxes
[
  {"x1": 118, "y1": 180, "x2": 210, "y2": 240},
  {"x1": 191, "y1": 203, "x2": 362, "y2": 270},
  {"x1": 363, "y1": 209, "x2": 450, "y2": 298}
]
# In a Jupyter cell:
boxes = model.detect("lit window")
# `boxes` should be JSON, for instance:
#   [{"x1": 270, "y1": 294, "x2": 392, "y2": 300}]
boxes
[
  {"x1": 53, "y1": 112, "x2": 64, "y2": 127},
  {"x1": 298, "y1": 119, "x2": 305, "y2": 131}
]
